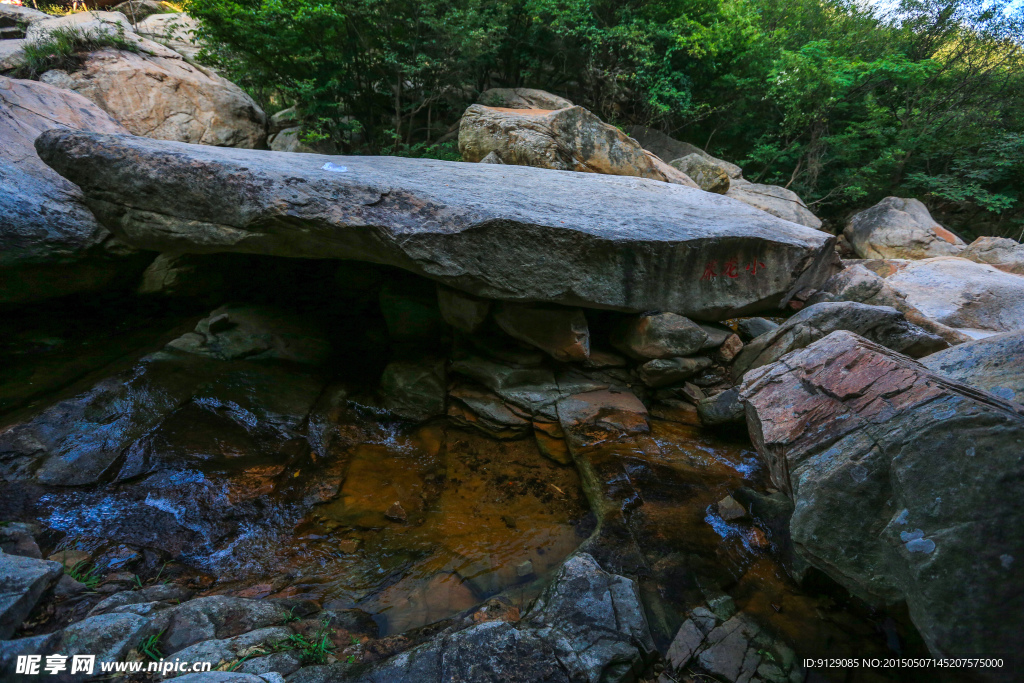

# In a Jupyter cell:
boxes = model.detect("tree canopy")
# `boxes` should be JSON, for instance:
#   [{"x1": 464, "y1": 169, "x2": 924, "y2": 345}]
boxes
[{"x1": 184, "y1": 0, "x2": 1024, "y2": 236}]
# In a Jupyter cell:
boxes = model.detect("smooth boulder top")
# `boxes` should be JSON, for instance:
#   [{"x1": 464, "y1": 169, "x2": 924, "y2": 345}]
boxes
[
  {"x1": 36, "y1": 130, "x2": 840, "y2": 319},
  {"x1": 921, "y1": 330, "x2": 1024, "y2": 402},
  {"x1": 885, "y1": 256, "x2": 1024, "y2": 337}
]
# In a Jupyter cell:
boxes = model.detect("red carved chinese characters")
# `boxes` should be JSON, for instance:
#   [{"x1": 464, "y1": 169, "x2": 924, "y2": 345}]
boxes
[{"x1": 701, "y1": 258, "x2": 767, "y2": 280}]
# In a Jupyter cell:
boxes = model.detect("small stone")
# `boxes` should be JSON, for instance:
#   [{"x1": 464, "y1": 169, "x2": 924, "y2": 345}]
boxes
[
  {"x1": 53, "y1": 573, "x2": 87, "y2": 599},
  {"x1": 736, "y1": 317, "x2": 779, "y2": 341},
  {"x1": 207, "y1": 313, "x2": 233, "y2": 334},
  {"x1": 718, "y1": 495, "x2": 747, "y2": 521},
  {"x1": 385, "y1": 502, "x2": 407, "y2": 523},
  {"x1": 48, "y1": 549, "x2": 92, "y2": 570},
  {"x1": 515, "y1": 560, "x2": 534, "y2": 577},
  {"x1": 714, "y1": 334, "x2": 743, "y2": 363},
  {"x1": 437, "y1": 285, "x2": 491, "y2": 333},
  {"x1": 680, "y1": 382, "x2": 705, "y2": 404},
  {"x1": 707, "y1": 594, "x2": 737, "y2": 621},
  {"x1": 337, "y1": 539, "x2": 360, "y2": 554},
  {"x1": 638, "y1": 356, "x2": 713, "y2": 388}
]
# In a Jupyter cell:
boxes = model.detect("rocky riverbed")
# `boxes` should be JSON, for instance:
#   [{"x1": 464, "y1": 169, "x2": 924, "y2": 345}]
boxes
[{"x1": 2, "y1": 36, "x2": 1022, "y2": 682}]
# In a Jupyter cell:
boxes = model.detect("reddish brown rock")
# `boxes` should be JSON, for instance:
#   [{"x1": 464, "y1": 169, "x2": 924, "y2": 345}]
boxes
[{"x1": 739, "y1": 330, "x2": 1024, "y2": 668}]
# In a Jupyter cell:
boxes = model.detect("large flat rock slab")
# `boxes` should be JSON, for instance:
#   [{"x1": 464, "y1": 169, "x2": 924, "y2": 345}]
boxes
[
  {"x1": 739, "y1": 330, "x2": 1024, "y2": 670},
  {"x1": 36, "y1": 130, "x2": 840, "y2": 319}
]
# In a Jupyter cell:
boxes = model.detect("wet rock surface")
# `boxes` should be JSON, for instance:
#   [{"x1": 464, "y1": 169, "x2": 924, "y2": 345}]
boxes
[
  {"x1": 740, "y1": 330, "x2": 1024, "y2": 670},
  {"x1": 35, "y1": 129, "x2": 840, "y2": 319}
]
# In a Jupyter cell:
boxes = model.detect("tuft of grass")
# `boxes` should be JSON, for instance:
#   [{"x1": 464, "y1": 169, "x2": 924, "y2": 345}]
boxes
[
  {"x1": 67, "y1": 560, "x2": 101, "y2": 590},
  {"x1": 137, "y1": 630, "x2": 165, "y2": 661},
  {"x1": 14, "y1": 25, "x2": 141, "y2": 79},
  {"x1": 271, "y1": 617, "x2": 336, "y2": 665}
]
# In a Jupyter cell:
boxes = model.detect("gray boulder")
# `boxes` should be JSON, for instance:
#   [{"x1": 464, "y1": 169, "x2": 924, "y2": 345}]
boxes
[
  {"x1": 740, "y1": 330, "x2": 1024, "y2": 672},
  {"x1": 155, "y1": 596, "x2": 290, "y2": 654},
  {"x1": 35, "y1": 130, "x2": 840, "y2": 320},
  {"x1": 961, "y1": 235, "x2": 1024, "y2": 275},
  {"x1": 921, "y1": 330, "x2": 1024, "y2": 402},
  {"x1": 352, "y1": 553, "x2": 652, "y2": 683},
  {"x1": 57, "y1": 612, "x2": 153, "y2": 672},
  {"x1": 612, "y1": 313, "x2": 709, "y2": 359},
  {"x1": 735, "y1": 317, "x2": 778, "y2": 341},
  {"x1": 885, "y1": 257, "x2": 1024, "y2": 337},
  {"x1": 477, "y1": 87, "x2": 573, "y2": 110},
  {"x1": 844, "y1": 197, "x2": 965, "y2": 259},
  {"x1": 0, "y1": 76, "x2": 146, "y2": 303},
  {"x1": 88, "y1": 584, "x2": 194, "y2": 617},
  {"x1": 624, "y1": 126, "x2": 742, "y2": 178},
  {"x1": 669, "y1": 153, "x2": 730, "y2": 194},
  {"x1": 437, "y1": 285, "x2": 490, "y2": 333},
  {"x1": 0, "y1": 553, "x2": 63, "y2": 639},
  {"x1": 494, "y1": 303, "x2": 590, "y2": 361},
  {"x1": 638, "y1": 356, "x2": 712, "y2": 388},
  {"x1": 0, "y1": 4, "x2": 48, "y2": 38},
  {"x1": 805, "y1": 264, "x2": 972, "y2": 346},
  {"x1": 170, "y1": 626, "x2": 294, "y2": 675},
  {"x1": 379, "y1": 358, "x2": 447, "y2": 422},
  {"x1": 731, "y1": 301, "x2": 946, "y2": 380},
  {"x1": 459, "y1": 105, "x2": 697, "y2": 187},
  {"x1": 696, "y1": 388, "x2": 745, "y2": 427},
  {"x1": 726, "y1": 178, "x2": 822, "y2": 230},
  {"x1": 666, "y1": 608, "x2": 799, "y2": 683}
]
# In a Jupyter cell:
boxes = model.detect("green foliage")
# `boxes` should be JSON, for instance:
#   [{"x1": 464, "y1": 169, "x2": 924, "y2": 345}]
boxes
[
  {"x1": 66, "y1": 560, "x2": 101, "y2": 590},
  {"x1": 137, "y1": 631, "x2": 166, "y2": 661},
  {"x1": 184, "y1": 0, "x2": 1024, "y2": 235},
  {"x1": 271, "y1": 617, "x2": 336, "y2": 665},
  {"x1": 14, "y1": 26, "x2": 141, "y2": 80}
]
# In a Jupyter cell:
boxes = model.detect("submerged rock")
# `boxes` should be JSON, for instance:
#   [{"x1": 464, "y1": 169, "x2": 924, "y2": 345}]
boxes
[
  {"x1": 844, "y1": 197, "x2": 965, "y2": 260},
  {"x1": 740, "y1": 330, "x2": 1024, "y2": 667},
  {"x1": 37, "y1": 130, "x2": 840, "y2": 318},
  {"x1": 459, "y1": 105, "x2": 697, "y2": 187},
  {"x1": 921, "y1": 330, "x2": 1024, "y2": 402}
]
